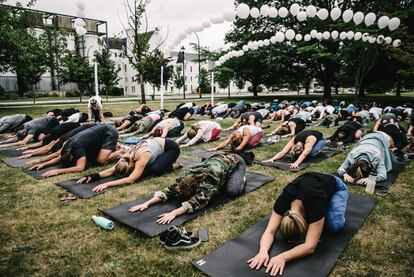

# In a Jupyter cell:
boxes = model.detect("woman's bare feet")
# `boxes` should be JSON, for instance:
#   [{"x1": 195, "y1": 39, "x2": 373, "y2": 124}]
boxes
[{"x1": 172, "y1": 161, "x2": 183, "y2": 170}]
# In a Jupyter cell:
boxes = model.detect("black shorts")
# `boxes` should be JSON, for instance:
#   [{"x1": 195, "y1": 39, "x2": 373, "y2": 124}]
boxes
[{"x1": 102, "y1": 125, "x2": 119, "y2": 151}]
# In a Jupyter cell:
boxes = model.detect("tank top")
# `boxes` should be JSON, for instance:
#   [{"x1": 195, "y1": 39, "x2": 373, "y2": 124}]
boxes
[
  {"x1": 294, "y1": 130, "x2": 323, "y2": 144},
  {"x1": 130, "y1": 137, "x2": 165, "y2": 164},
  {"x1": 237, "y1": 125, "x2": 262, "y2": 136}
]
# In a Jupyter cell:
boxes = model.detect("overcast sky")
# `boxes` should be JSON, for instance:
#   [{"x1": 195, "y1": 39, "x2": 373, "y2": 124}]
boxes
[{"x1": 6, "y1": 0, "x2": 235, "y2": 52}]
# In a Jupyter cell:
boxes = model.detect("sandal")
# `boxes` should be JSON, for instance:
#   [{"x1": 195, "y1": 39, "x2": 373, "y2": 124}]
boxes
[{"x1": 59, "y1": 193, "x2": 78, "y2": 203}]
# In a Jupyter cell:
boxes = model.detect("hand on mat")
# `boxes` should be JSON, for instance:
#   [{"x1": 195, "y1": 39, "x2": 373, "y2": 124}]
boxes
[
  {"x1": 18, "y1": 153, "x2": 32, "y2": 160},
  {"x1": 289, "y1": 163, "x2": 299, "y2": 169},
  {"x1": 356, "y1": 177, "x2": 369, "y2": 185},
  {"x1": 343, "y1": 173, "x2": 354, "y2": 183},
  {"x1": 247, "y1": 252, "x2": 269, "y2": 270},
  {"x1": 29, "y1": 164, "x2": 44, "y2": 171},
  {"x1": 92, "y1": 184, "x2": 108, "y2": 192},
  {"x1": 157, "y1": 212, "x2": 176, "y2": 224},
  {"x1": 129, "y1": 203, "x2": 149, "y2": 213},
  {"x1": 77, "y1": 177, "x2": 92, "y2": 184},
  {"x1": 17, "y1": 146, "x2": 29, "y2": 151},
  {"x1": 207, "y1": 147, "x2": 218, "y2": 152},
  {"x1": 266, "y1": 255, "x2": 286, "y2": 276},
  {"x1": 180, "y1": 144, "x2": 190, "y2": 148},
  {"x1": 42, "y1": 169, "x2": 60, "y2": 178},
  {"x1": 336, "y1": 141, "x2": 343, "y2": 147}
]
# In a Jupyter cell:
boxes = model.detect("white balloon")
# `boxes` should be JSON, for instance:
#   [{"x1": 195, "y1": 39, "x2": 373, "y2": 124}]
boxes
[
  {"x1": 275, "y1": 31, "x2": 285, "y2": 42},
  {"x1": 331, "y1": 30, "x2": 339, "y2": 39},
  {"x1": 236, "y1": 3, "x2": 250, "y2": 19},
  {"x1": 316, "y1": 32, "x2": 323, "y2": 40},
  {"x1": 74, "y1": 18, "x2": 86, "y2": 27},
  {"x1": 347, "y1": 31, "x2": 354, "y2": 40},
  {"x1": 258, "y1": 40, "x2": 264, "y2": 47},
  {"x1": 260, "y1": 5, "x2": 270, "y2": 17},
  {"x1": 323, "y1": 31, "x2": 330, "y2": 40},
  {"x1": 304, "y1": 34, "x2": 311, "y2": 41},
  {"x1": 75, "y1": 26, "x2": 87, "y2": 36},
  {"x1": 368, "y1": 36, "x2": 376, "y2": 43},
  {"x1": 239, "y1": 50, "x2": 244, "y2": 56},
  {"x1": 388, "y1": 17, "x2": 401, "y2": 31},
  {"x1": 342, "y1": 9, "x2": 353, "y2": 23},
  {"x1": 377, "y1": 35, "x2": 385, "y2": 44},
  {"x1": 364, "y1": 12, "x2": 376, "y2": 26},
  {"x1": 353, "y1": 12, "x2": 364, "y2": 25},
  {"x1": 290, "y1": 3, "x2": 300, "y2": 16},
  {"x1": 295, "y1": 34, "x2": 303, "y2": 41},
  {"x1": 242, "y1": 45, "x2": 249, "y2": 52},
  {"x1": 339, "y1": 31, "x2": 347, "y2": 40},
  {"x1": 378, "y1": 16, "x2": 389, "y2": 29},
  {"x1": 178, "y1": 32, "x2": 186, "y2": 40},
  {"x1": 269, "y1": 7, "x2": 278, "y2": 18},
  {"x1": 317, "y1": 8, "x2": 329, "y2": 20},
  {"x1": 384, "y1": 37, "x2": 392, "y2": 44},
  {"x1": 278, "y1": 7, "x2": 288, "y2": 18},
  {"x1": 250, "y1": 7, "x2": 260, "y2": 18},
  {"x1": 263, "y1": 39, "x2": 270, "y2": 46},
  {"x1": 190, "y1": 25, "x2": 199, "y2": 32},
  {"x1": 195, "y1": 25, "x2": 204, "y2": 32},
  {"x1": 330, "y1": 7, "x2": 341, "y2": 21},
  {"x1": 362, "y1": 33, "x2": 369, "y2": 42},
  {"x1": 392, "y1": 39, "x2": 401, "y2": 47},
  {"x1": 209, "y1": 15, "x2": 219, "y2": 24},
  {"x1": 223, "y1": 9, "x2": 236, "y2": 22},
  {"x1": 285, "y1": 29, "x2": 296, "y2": 40},
  {"x1": 310, "y1": 29, "x2": 317, "y2": 38},
  {"x1": 354, "y1": 32, "x2": 362, "y2": 40},
  {"x1": 252, "y1": 41, "x2": 259, "y2": 48},
  {"x1": 76, "y1": 10, "x2": 86, "y2": 17},
  {"x1": 202, "y1": 20, "x2": 211, "y2": 28},
  {"x1": 185, "y1": 27, "x2": 192, "y2": 35},
  {"x1": 270, "y1": 36, "x2": 277, "y2": 44},
  {"x1": 297, "y1": 11, "x2": 307, "y2": 22},
  {"x1": 306, "y1": 5, "x2": 317, "y2": 17},
  {"x1": 215, "y1": 61, "x2": 222, "y2": 67},
  {"x1": 76, "y1": 1, "x2": 85, "y2": 11}
]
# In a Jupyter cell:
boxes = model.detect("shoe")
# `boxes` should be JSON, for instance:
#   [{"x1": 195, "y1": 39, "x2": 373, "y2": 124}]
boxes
[
  {"x1": 164, "y1": 232, "x2": 201, "y2": 250},
  {"x1": 159, "y1": 226, "x2": 192, "y2": 245}
]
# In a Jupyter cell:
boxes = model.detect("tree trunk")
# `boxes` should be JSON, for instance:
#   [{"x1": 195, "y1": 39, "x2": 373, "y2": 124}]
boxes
[
  {"x1": 139, "y1": 74, "x2": 146, "y2": 104},
  {"x1": 228, "y1": 83, "x2": 231, "y2": 98},
  {"x1": 358, "y1": 82, "x2": 366, "y2": 97},
  {"x1": 396, "y1": 82, "x2": 401, "y2": 97},
  {"x1": 304, "y1": 81, "x2": 310, "y2": 95},
  {"x1": 335, "y1": 86, "x2": 339, "y2": 94},
  {"x1": 16, "y1": 73, "x2": 29, "y2": 96},
  {"x1": 252, "y1": 83, "x2": 258, "y2": 97},
  {"x1": 50, "y1": 65, "x2": 57, "y2": 91},
  {"x1": 152, "y1": 86, "x2": 156, "y2": 101}
]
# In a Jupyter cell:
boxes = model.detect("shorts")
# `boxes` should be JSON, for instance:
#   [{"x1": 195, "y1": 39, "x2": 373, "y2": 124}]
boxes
[
  {"x1": 310, "y1": 137, "x2": 327, "y2": 157},
  {"x1": 325, "y1": 177, "x2": 348, "y2": 232},
  {"x1": 248, "y1": 132, "x2": 263, "y2": 147},
  {"x1": 209, "y1": 128, "x2": 221, "y2": 141},
  {"x1": 102, "y1": 125, "x2": 119, "y2": 150}
]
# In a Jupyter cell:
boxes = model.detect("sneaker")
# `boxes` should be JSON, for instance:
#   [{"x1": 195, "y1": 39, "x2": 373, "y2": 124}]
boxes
[
  {"x1": 164, "y1": 232, "x2": 201, "y2": 250},
  {"x1": 159, "y1": 226, "x2": 192, "y2": 245},
  {"x1": 267, "y1": 135, "x2": 281, "y2": 144}
]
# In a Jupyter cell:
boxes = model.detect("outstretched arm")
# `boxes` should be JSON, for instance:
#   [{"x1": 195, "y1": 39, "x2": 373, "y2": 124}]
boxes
[
  {"x1": 42, "y1": 156, "x2": 87, "y2": 177},
  {"x1": 235, "y1": 129, "x2": 251, "y2": 150},
  {"x1": 264, "y1": 138, "x2": 295, "y2": 162},
  {"x1": 291, "y1": 138, "x2": 316, "y2": 168},
  {"x1": 211, "y1": 133, "x2": 235, "y2": 151}
]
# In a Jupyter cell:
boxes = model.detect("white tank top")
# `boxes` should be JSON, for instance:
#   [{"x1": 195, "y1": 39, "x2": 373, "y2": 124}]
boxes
[{"x1": 237, "y1": 125, "x2": 262, "y2": 136}]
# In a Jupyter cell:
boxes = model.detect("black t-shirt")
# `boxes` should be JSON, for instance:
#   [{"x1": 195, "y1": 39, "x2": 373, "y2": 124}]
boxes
[
  {"x1": 61, "y1": 124, "x2": 109, "y2": 163},
  {"x1": 294, "y1": 130, "x2": 323, "y2": 144},
  {"x1": 59, "y1": 123, "x2": 96, "y2": 142},
  {"x1": 48, "y1": 122, "x2": 81, "y2": 140},
  {"x1": 24, "y1": 116, "x2": 59, "y2": 138},
  {"x1": 273, "y1": 172, "x2": 337, "y2": 223},
  {"x1": 61, "y1": 108, "x2": 78, "y2": 118},
  {"x1": 241, "y1": 112, "x2": 263, "y2": 122},
  {"x1": 288, "y1": 118, "x2": 306, "y2": 134}
]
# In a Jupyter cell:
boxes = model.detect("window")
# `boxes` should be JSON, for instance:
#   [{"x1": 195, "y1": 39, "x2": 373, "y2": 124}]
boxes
[
  {"x1": 115, "y1": 53, "x2": 117, "y2": 58},
  {"x1": 190, "y1": 66, "x2": 192, "y2": 72},
  {"x1": 124, "y1": 64, "x2": 127, "y2": 72},
  {"x1": 125, "y1": 87, "x2": 128, "y2": 92},
  {"x1": 132, "y1": 86, "x2": 135, "y2": 93},
  {"x1": 191, "y1": 85, "x2": 193, "y2": 92},
  {"x1": 131, "y1": 76, "x2": 134, "y2": 82},
  {"x1": 190, "y1": 77, "x2": 193, "y2": 82},
  {"x1": 125, "y1": 77, "x2": 128, "y2": 82},
  {"x1": 184, "y1": 85, "x2": 187, "y2": 92}
]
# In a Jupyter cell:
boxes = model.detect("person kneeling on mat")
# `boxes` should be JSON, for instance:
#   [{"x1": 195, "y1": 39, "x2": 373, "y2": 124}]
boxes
[
  {"x1": 176, "y1": 121, "x2": 222, "y2": 148},
  {"x1": 143, "y1": 118, "x2": 184, "y2": 138},
  {"x1": 121, "y1": 113, "x2": 162, "y2": 136},
  {"x1": 268, "y1": 117, "x2": 306, "y2": 139},
  {"x1": 128, "y1": 151, "x2": 255, "y2": 224},
  {"x1": 225, "y1": 111, "x2": 263, "y2": 131},
  {"x1": 247, "y1": 172, "x2": 348, "y2": 276},
  {"x1": 77, "y1": 138, "x2": 181, "y2": 192},
  {"x1": 326, "y1": 121, "x2": 364, "y2": 147},
  {"x1": 338, "y1": 131, "x2": 396, "y2": 185},
  {"x1": 263, "y1": 130, "x2": 326, "y2": 169},
  {"x1": 209, "y1": 125, "x2": 263, "y2": 151}
]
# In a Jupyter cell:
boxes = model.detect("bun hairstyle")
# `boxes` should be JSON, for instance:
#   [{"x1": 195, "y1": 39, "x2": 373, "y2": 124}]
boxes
[
  {"x1": 231, "y1": 135, "x2": 243, "y2": 150},
  {"x1": 115, "y1": 153, "x2": 133, "y2": 176},
  {"x1": 232, "y1": 150, "x2": 255, "y2": 165},
  {"x1": 152, "y1": 127, "x2": 162, "y2": 137},
  {"x1": 280, "y1": 210, "x2": 308, "y2": 241},
  {"x1": 290, "y1": 144, "x2": 303, "y2": 159},
  {"x1": 187, "y1": 124, "x2": 200, "y2": 139},
  {"x1": 348, "y1": 159, "x2": 371, "y2": 180},
  {"x1": 16, "y1": 129, "x2": 28, "y2": 141}
]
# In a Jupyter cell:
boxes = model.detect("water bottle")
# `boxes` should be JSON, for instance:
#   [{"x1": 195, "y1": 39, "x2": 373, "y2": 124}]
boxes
[
  {"x1": 365, "y1": 174, "x2": 377, "y2": 194},
  {"x1": 91, "y1": 215, "x2": 115, "y2": 230}
]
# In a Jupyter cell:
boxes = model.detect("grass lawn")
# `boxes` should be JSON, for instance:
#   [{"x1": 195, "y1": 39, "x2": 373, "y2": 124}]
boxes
[{"x1": 0, "y1": 100, "x2": 413, "y2": 276}]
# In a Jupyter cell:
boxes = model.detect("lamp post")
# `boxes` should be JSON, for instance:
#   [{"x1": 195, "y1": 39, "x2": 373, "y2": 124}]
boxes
[
  {"x1": 193, "y1": 32, "x2": 202, "y2": 99},
  {"x1": 180, "y1": 46, "x2": 186, "y2": 99}
]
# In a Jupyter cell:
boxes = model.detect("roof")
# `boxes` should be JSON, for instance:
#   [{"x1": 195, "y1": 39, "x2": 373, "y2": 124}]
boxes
[{"x1": 170, "y1": 51, "x2": 199, "y2": 61}]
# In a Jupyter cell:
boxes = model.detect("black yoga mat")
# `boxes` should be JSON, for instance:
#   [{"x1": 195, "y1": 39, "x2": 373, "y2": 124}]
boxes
[
  {"x1": 0, "y1": 148, "x2": 24, "y2": 157},
  {"x1": 255, "y1": 148, "x2": 341, "y2": 171},
  {"x1": 186, "y1": 142, "x2": 274, "y2": 159},
  {"x1": 2, "y1": 155, "x2": 43, "y2": 168},
  {"x1": 56, "y1": 158, "x2": 196, "y2": 198},
  {"x1": 101, "y1": 171, "x2": 275, "y2": 237},
  {"x1": 25, "y1": 165, "x2": 62, "y2": 179},
  {"x1": 192, "y1": 193, "x2": 375, "y2": 277}
]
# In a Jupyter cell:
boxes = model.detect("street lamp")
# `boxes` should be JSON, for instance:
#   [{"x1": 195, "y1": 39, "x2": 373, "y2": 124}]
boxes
[
  {"x1": 193, "y1": 32, "x2": 202, "y2": 99},
  {"x1": 180, "y1": 46, "x2": 186, "y2": 99}
]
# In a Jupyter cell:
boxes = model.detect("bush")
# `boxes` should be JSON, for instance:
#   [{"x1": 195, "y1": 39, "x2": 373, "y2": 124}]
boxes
[
  {"x1": 108, "y1": 86, "x2": 124, "y2": 96},
  {"x1": 248, "y1": 86, "x2": 263, "y2": 93},
  {"x1": 65, "y1": 90, "x2": 81, "y2": 97}
]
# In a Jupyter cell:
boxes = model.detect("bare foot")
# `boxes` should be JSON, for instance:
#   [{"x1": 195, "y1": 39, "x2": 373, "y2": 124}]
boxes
[{"x1": 172, "y1": 161, "x2": 183, "y2": 170}]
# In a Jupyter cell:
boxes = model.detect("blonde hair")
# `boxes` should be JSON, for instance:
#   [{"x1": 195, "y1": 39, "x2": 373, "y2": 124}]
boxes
[
  {"x1": 348, "y1": 159, "x2": 370, "y2": 180},
  {"x1": 187, "y1": 125, "x2": 200, "y2": 139},
  {"x1": 231, "y1": 135, "x2": 243, "y2": 150},
  {"x1": 290, "y1": 144, "x2": 303, "y2": 158},
  {"x1": 280, "y1": 210, "x2": 308, "y2": 241},
  {"x1": 115, "y1": 153, "x2": 133, "y2": 176}
]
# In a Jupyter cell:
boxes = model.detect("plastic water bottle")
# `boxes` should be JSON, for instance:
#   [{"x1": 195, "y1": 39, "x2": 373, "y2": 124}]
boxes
[
  {"x1": 91, "y1": 215, "x2": 115, "y2": 230},
  {"x1": 365, "y1": 175, "x2": 377, "y2": 194}
]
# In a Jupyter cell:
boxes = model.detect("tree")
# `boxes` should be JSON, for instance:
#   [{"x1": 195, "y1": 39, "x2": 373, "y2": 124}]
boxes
[
  {"x1": 198, "y1": 68, "x2": 211, "y2": 94},
  {"x1": 122, "y1": 0, "x2": 166, "y2": 104},
  {"x1": 38, "y1": 27, "x2": 69, "y2": 90},
  {"x1": 59, "y1": 51, "x2": 93, "y2": 102},
  {"x1": 214, "y1": 67, "x2": 234, "y2": 98},
  {"x1": 173, "y1": 65, "x2": 184, "y2": 93},
  {"x1": 142, "y1": 49, "x2": 173, "y2": 100},
  {"x1": 0, "y1": 1, "x2": 47, "y2": 95},
  {"x1": 94, "y1": 46, "x2": 121, "y2": 100}
]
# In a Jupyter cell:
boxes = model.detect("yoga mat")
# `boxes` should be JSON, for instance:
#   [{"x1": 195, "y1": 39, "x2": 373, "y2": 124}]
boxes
[
  {"x1": 25, "y1": 165, "x2": 62, "y2": 179},
  {"x1": 255, "y1": 148, "x2": 342, "y2": 172},
  {"x1": 56, "y1": 158, "x2": 196, "y2": 198},
  {"x1": 192, "y1": 193, "x2": 375, "y2": 277},
  {"x1": 101, "y1": 172, "x2": 275, "y2": 237},
  {"x1": 2, "y1": 155, "x2": 44, "y2": 168},
  {"x1": 0, "y1": 148, "x2": 24, "y2": 157},
  {"x1": 186, "y1": 142, "x2": 274, "y2": 159}
]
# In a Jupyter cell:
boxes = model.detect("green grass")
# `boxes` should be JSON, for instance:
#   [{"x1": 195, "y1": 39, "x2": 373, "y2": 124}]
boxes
[{"x1": 0, "y1": 100, "x2": 413, "y2": 276}]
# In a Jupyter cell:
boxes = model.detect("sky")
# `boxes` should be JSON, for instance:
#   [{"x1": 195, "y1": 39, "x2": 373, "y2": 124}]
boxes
[{"x1": 5, "y1": 0, "x2": 235, "y2": 52}]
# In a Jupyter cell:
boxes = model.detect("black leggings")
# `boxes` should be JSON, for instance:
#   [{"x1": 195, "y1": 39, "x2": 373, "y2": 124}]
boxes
[
  {"x1": 141, "y1": 139, "x2": 180, "y2": 179},
  {"x1": 167, "y1": 121, "x2": 184, "y2": 137}
]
